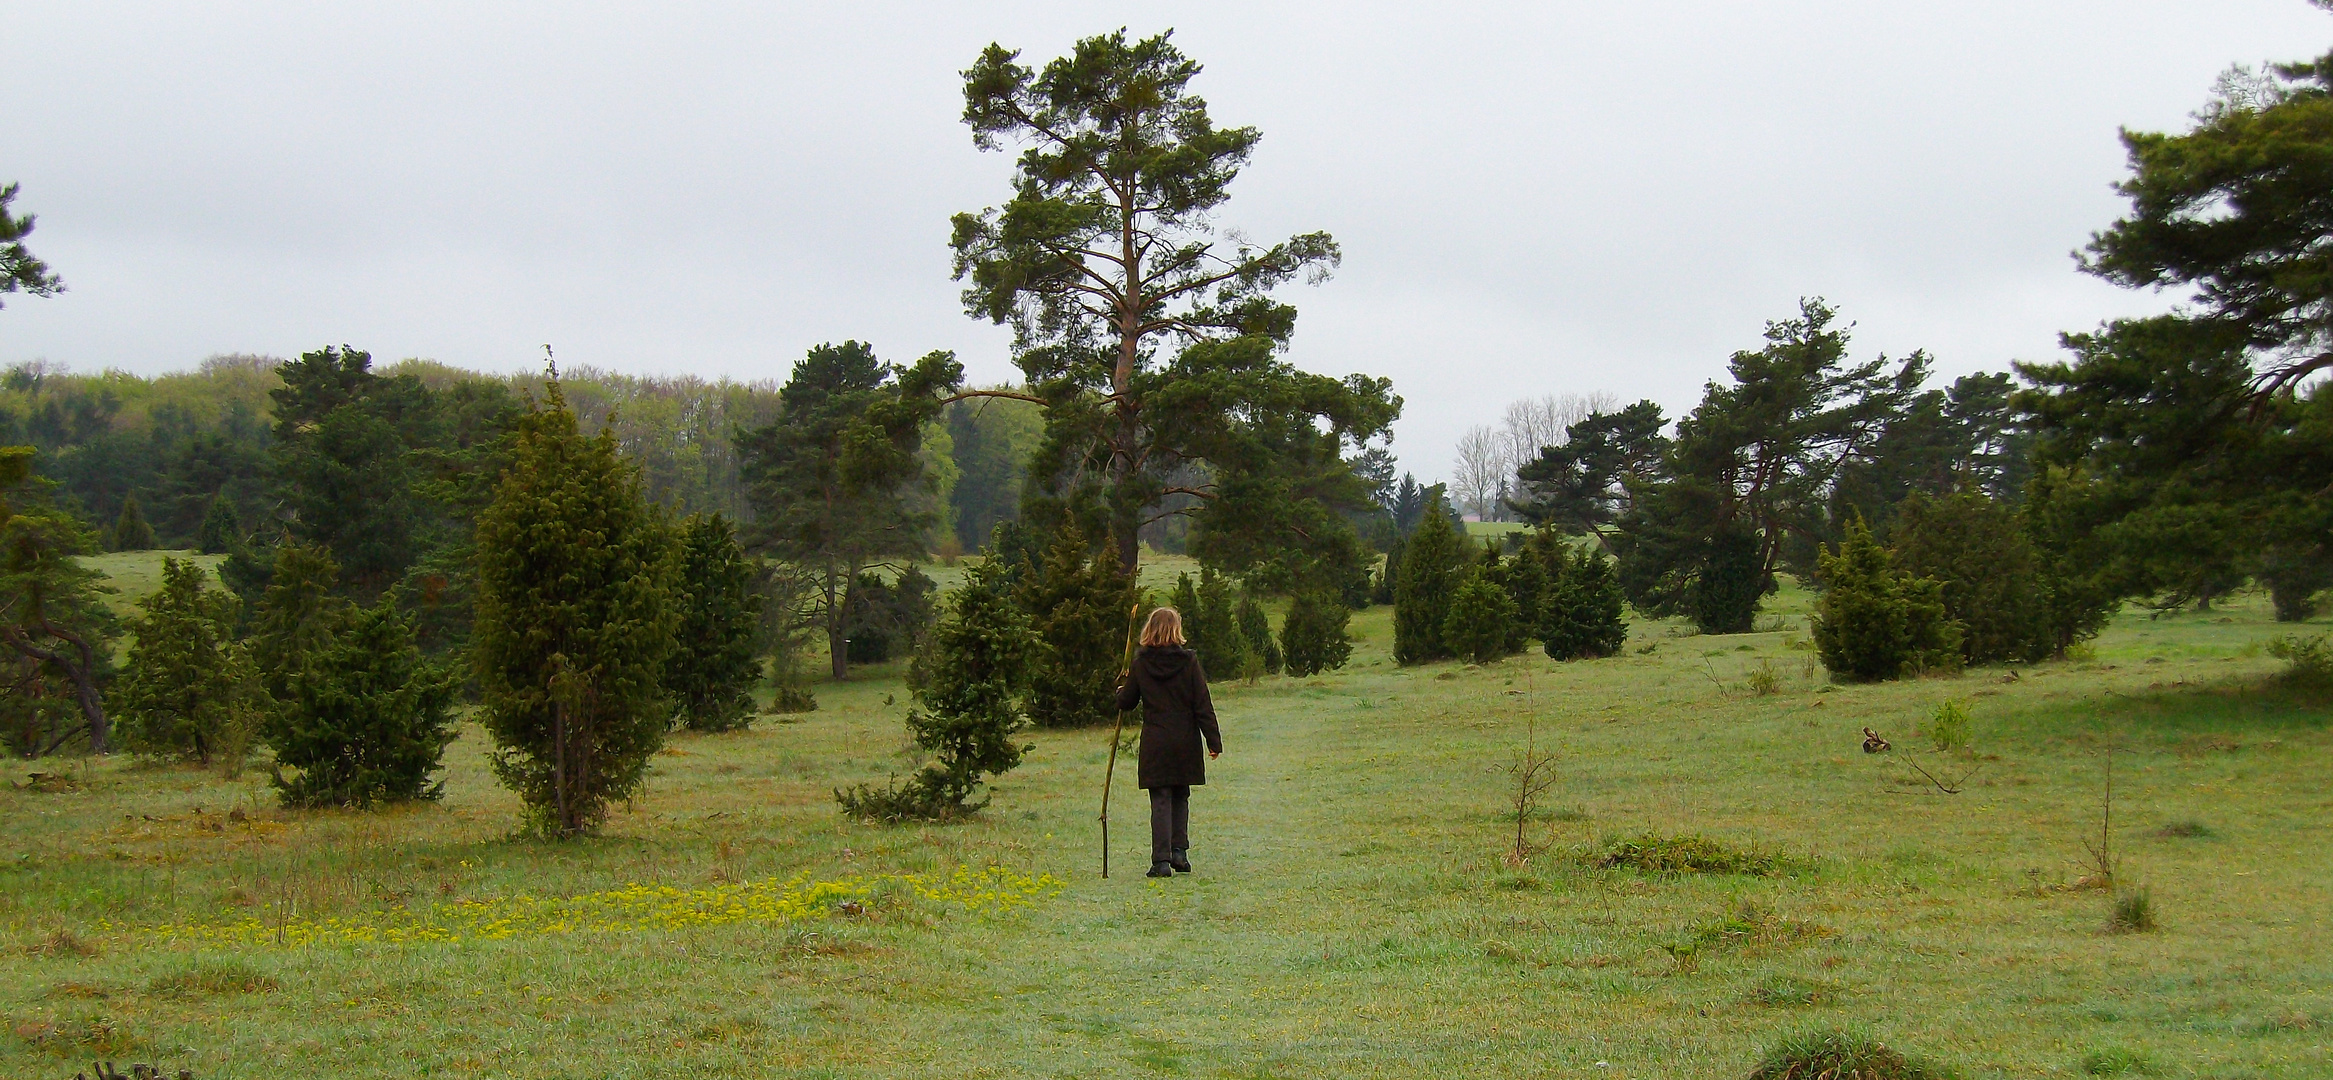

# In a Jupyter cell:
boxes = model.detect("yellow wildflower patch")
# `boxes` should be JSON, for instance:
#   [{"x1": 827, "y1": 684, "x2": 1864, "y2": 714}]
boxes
[{"x1": 104, "y1": 866, "x2": 1065, "y2": 949}]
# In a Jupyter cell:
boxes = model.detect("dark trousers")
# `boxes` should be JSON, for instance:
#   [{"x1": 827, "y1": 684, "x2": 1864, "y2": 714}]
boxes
[{"x1": 1148, "y1": 785, "x2": 1190, "y2": 862}]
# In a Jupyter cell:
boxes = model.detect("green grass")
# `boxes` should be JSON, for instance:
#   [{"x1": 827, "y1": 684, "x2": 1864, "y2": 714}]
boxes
[
  {"x1": 75, "y1": 549, "x2": 226, "y2": 623},
  {"x1": 1, "y1": 576, "x2": 2327, "y2": 1077}
]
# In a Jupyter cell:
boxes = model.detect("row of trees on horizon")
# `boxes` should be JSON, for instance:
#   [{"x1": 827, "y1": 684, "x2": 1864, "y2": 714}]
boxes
[{"x1": 0, "y1": 22, "x2": 2326, "y2": 833}]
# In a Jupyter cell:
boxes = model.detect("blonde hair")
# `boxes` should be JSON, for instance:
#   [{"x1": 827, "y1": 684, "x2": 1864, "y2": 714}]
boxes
[{"x1": 1139, "y1": 607, "x2": 1186, "y2": 647}]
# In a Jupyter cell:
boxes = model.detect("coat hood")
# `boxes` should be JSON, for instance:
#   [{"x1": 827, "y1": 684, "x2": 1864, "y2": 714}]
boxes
[{"x1": 1138, "y1": 646, "x2": 1194, "y2": 680}]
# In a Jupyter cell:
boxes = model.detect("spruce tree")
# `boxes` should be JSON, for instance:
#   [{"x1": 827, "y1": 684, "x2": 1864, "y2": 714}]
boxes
[
  {"x1": 109, "y1": 493, "x2": 156, "y2": 552},
  {"x1": 1279, "y1": 592, "x2": 1353, "y2": 677},
  {"x1": 1015, "y1": 520, "x2": 1137, "y2": 728},
  {"x1": 1393, "y1": 496, "x2": 1463, "y2": 664},
  {"x1": 1236, "y1": 594, "x2": 1281, "y2": 675},
  {"x1": 113, "y1": 558, "x2": 255, "y2": 764},
  {"x1": 1542, "y1": 547, "x2": 1629, "y2": 661},
  {"x1": 837, "y1": 560, "x2": 1033, "y2": 820},
  {"x1": 472, "y1": 378, "x2": 680, "y2": 836},
  {"x1": 267, "y1": 598, "x2": 458, "y2": 808},
  {"x1": 1810, "y1": 517, "x2": 1961, "y2": 682},
  {"x1": 195, "y1": 495, "x2": 242, "y2": 555},
  {"x1": 1443, "y1": 568, "x2": 1521, "y2": 665},
  {"x1": 667, "y1": 513, "x2": 763, "y2": 732}
]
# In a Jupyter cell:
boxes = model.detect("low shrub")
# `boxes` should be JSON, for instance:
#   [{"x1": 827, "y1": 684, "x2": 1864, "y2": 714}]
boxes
[
  {"x1": 2080, "y1": 1045, "x2": 2154, "y2": 1076},
  {"x1": 2154, "y1": 820, "x2": 2212, "y2": 839},
  {"x1": 1745, "y1": 660, "x2": 1783, "y2": 697},
  {"x1": 1749, "y1": 1028, "x2": 1942, "y2": 1080},
  {"x1": 2108, "y1": 887, "x2": 2157, "y2": 934},
  {"x1": 1592, "y1": 834, "x2": 1784, "y2": 876},
  {"x1": 1923, "y1": 700, "x2": 1972, "y2": 754},
  {"x1": 2266, "y1": 632, "x2": 2333, "y2": 688}
]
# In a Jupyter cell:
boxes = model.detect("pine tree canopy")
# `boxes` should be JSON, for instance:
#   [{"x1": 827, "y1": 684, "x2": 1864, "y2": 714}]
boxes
[{"x1": 952, "y1": 30, "x2": 1397, "y2": 577}]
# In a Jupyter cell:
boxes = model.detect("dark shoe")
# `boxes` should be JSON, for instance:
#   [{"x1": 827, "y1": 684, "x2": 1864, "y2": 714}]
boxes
[
  {"x1": 1169, "y1": 850, "x2": 1193, "y2": 874},
  {"x1": 1146, "y1": 861, "x2": 1175, "y2": 878}
]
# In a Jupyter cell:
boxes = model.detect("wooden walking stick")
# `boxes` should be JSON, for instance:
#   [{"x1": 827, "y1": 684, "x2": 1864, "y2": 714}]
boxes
[{"x1": 1100, "y1": 601, "x2": 1142, "y2": 878}]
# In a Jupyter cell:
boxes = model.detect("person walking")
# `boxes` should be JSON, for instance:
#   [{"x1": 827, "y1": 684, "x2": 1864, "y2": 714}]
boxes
[{"x1": 1114, "y1": 607, "x2": 1222, "y2": 879}]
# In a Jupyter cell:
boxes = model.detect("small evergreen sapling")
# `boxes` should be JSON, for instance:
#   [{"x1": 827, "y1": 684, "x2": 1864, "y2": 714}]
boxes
[
  {"x1": 113, "y1": 557, "x2": 257, "y2": 765},
  {"x1": 1279, "y1": 591, "x2": 1353, "y2": 676},
  {"x1": 1809, "y1": 517, "x2": 1961, "y2": 682},
  {"x1": 837, "y1": 560, "x2": 1032, "y2": 821},
  {"x1": 268, "y1": 598, "x2": 459, "y2": 808},
  {"x1": 665, "y1": 513, "x2": 763, "y2": 732}
]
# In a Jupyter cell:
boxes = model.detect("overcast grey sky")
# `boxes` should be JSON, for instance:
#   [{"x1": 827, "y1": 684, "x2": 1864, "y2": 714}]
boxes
[{"x1": 3, "y1": 2, "x2": 2324, "y2": 481}]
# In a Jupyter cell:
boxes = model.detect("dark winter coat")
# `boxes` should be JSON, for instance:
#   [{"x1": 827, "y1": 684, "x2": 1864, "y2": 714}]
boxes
[{"x1": 1114, "y1": 646, "x2": 1222, "y2": 789}]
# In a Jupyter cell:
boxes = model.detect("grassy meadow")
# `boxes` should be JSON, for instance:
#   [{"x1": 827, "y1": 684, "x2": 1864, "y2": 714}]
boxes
[{"x1": 2, "y1": 553, "x2": 2328, "y2": 1078}]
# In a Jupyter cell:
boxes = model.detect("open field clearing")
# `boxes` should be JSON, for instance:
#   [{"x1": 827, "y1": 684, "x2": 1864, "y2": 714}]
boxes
[{"x1": 1, "y1": 579, "x2": 2326, "y2": 1079}]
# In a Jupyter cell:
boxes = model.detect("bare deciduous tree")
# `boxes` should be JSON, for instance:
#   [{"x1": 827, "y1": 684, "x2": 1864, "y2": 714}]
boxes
[{"x1": 1451, "y1": 425, "x2": 1506, "y2": 521}]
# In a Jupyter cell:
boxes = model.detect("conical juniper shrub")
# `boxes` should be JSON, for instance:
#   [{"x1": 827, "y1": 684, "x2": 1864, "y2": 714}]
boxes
[
  {"x1": 113, "y1": 557, "x2": 256, "y2": 765},
  {"x1": 195, "y1": 494, "x2": 243, "y2": 556},
  {"x1": 109, "y1": 492, "x2": 157, "y2": 553},
  {"x1": 267, "y1": 598, "x2": 460, "y2": 809},
  {"x1": 665, "y1": 513, "x2": 763, "y2": 732},
  {"x1": 1809, "y1": 516, "x2": 1962, "y2": 682},
  {"x1": 1279, "y1": 591, "x2": 1353, "y2": 677},
  {"x1": 838, "y1": 559, "x2": 1033, "y2": 821},
  {"x1": 1442, "y1": 567, "x2": 1522, "y2": 665},
  {"x1": 471, "y1": 380, "x2": 681, "y2": 837},
  {"x1": 1190, "y1": 567, "x2": 1251, "y2": 676},
  {"x1": 1493, "y1": 543, "x2": 1547, "y2": 655},
  {"x1": 1393, "y1": 505, "x2": 1464, "y2": 664},
  {"x1": 1890, "y1": 490, "x2": 2053, "y2": 666},
  {"x1": 1543, "y1": 546, "x2": 1629, "y2": 661},
  {"x1": 1692, "y1": 525, "x2": 1765, "y2": 634},
  {"x1": 1235, "y1": 593, "x2": 1281, "y2": 675},
  {"x1": 248, "y1": 541, "x2": 351, "y2": 707},
  {"x1": 1015, "y1": 520, "x2": 1137, "y2": 728}
]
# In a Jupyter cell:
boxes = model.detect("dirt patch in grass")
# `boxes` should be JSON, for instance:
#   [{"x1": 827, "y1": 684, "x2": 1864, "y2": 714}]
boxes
[{"x1": 11, "y1": 1015, "x2": 145, "y2": 1057}]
